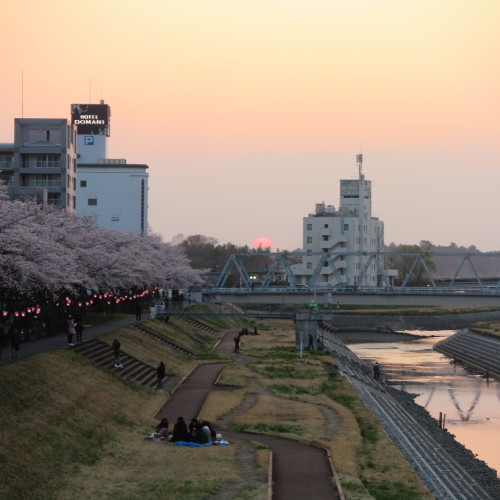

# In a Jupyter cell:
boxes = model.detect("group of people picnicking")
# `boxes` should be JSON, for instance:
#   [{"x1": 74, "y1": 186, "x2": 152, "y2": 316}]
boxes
[
  {"x1": 150, "y1": 416, "x2": 223, "y2": 445},
  {"x1": 233, "y1": 326, "x2": 259, "y2": 354}
]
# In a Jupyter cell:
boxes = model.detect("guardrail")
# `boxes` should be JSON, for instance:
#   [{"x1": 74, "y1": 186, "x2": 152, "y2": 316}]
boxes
[{"x1": 203, "y1": 286, "x2": 500, "y2": 296}]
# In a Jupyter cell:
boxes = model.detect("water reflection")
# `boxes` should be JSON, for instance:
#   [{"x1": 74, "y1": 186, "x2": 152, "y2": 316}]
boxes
[{"x1": 347, "y1": 330, "x2": 500, "y2": 475}]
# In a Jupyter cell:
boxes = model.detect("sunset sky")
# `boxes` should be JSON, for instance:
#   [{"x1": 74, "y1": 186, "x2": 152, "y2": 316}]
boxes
[{"x1": 2, "y1": 1, "x2": 500, "y2": 251}]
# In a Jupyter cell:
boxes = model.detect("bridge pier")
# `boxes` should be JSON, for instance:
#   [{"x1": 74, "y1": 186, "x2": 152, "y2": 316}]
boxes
[{"x1": 295, "y1": 313, "x2": 334, "y2": 351}]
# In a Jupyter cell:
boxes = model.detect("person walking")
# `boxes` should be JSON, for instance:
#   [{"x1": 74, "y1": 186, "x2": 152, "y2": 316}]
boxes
[
  {"x1": 67, "y1": 316, "x2": 76, "y2": 346},
  {"x1": 135, "y1": 304, "x2": 142, "y2": 322},
  {"x1": 156, "y1": 361, "x2": 166, "y2": 391},
  {"x1": 373, "y1": 361, "x2": 381, "y2": 381},
  {"x1": 112, "y1": 339, "x2": 123, "y2": 368}
]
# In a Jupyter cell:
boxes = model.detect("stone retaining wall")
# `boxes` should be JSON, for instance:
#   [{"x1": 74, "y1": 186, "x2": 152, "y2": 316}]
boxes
[{"x1": 330, "y1": 309, "x2": 500, "y2": 331}]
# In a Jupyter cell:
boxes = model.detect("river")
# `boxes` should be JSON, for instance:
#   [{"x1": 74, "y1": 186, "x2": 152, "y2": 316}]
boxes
[{"x1": 346, "y1": 330, "x2": 500, "y2": 476}]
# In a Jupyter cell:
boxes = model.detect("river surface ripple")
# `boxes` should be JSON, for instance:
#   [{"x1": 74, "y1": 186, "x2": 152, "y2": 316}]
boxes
[{"x1": 348, "y1": 330, "x2": 500, "y2": 476}]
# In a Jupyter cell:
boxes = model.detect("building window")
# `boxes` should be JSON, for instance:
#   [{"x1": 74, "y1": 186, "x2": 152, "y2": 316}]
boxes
[
  {"x1": 322, "y1": 235, "x2": 329, "y2": 241},
  {"x1": 88, "y1": 198, "x2": 97, "y2": 206},
  {"x1": 306, "y1": 262, "x2": 312, "y2": 269},
  {"x1": 323, "y1": 261, "x2": 329, "y2": 267},
  {"x1": 80, "y1": 180, "x2": 87, "y2": 187},
  {"x1": 307, "y1": 249, "x2": 312, "y2": 255},
  {"x1": 45, "y1": 130, "x2": 50, "y2": 141},
  {"x1": 47, "y1": 193, "x2": 60, "y2": 205},
  {"x1": 307, "y1": 237, "x2": 312, "y2": 243},
  {"x1": 307, "y1": 223, "x2": 312, "y2": 230},
  {"x1": 344, "y1": 224, "x2": 349, "y2": 230},
  {"x1": 35, "y1": 154, "x2": 59, "y2": 168},
  {"x1": 323, "y1": 248, "x2": 328, "y2": 253},
  {"x1": 324, "y1": 224, "x2": 328, "y2": 228}
]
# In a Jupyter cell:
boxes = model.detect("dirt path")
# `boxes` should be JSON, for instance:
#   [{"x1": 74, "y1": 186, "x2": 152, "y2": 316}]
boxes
[{"x1": 156, "y1": 331, "x2": 341, "y2": 500}]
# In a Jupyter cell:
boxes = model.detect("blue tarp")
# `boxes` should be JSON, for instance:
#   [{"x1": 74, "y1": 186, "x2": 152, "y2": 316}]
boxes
[{"x1": 174, "y1": 440, "x2": 229, "y2": 447}]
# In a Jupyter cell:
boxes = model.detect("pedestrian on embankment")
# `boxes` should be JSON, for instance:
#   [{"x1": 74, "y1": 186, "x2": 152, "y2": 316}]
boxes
[
  {"x1": 156, "y1": 361, "x2": 165, "y2": 390},
  {"x1": 113, "y1": 338, "x2": 123, "y2": 368},
  {"x1": 373, "y1": 361, "x2": 381, "y2": 381},
  {"x1": 10, "y1": 329, "x2": 21, "y2": 359},
  {"x1": 234, "y1": 334, "x2": 241, "y2": 354},
  {"x1": 67, "y1": 316, "x2": 76, "y2": 346},
  {"x1": 74, "y1": 316, "x2": 84, "y2": 344}
]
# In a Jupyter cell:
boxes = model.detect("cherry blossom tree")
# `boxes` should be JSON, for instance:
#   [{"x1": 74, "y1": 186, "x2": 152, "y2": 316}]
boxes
[{"x1": 0, "y1": 186, "x2": 203, "y2": 318}]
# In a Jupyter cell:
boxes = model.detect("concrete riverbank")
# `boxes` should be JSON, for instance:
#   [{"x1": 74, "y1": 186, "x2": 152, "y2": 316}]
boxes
[{"x1": 330, "y1": 309, "x2": 500, "y2": 331}]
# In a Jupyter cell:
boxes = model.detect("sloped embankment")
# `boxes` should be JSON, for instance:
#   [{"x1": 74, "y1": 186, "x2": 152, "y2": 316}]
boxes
[{"x1": 434, "y1": 329, "x2": 500, "y2": 380}]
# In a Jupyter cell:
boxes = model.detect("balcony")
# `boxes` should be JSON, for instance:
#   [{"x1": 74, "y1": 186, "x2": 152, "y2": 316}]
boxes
[
  {"x1": 0, "y1": 161, "x2": 13, "y2": 170},
  {"x1": 21, "y1": 180, "x2": 61, "y2": 187},
  {"x1": 35, "y1": 161, "x2": 60, "y2": 168}
]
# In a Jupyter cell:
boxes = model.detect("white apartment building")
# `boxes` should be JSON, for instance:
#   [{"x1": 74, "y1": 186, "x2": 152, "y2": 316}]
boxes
[
  {"x1": 76, "y1": 160, "x2": 148, "y2": 235},
  {"x1": 293, "y1": 155, "x2": 392, "y2": 287},
  {"x1": 72, "y1": 101, "x2": 149, "y2": 235}
]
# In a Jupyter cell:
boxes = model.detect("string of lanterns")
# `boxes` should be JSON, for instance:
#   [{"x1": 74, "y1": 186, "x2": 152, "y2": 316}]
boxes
[{"x1": 1, "y1": 288, "x2": 154, "y2": 319}]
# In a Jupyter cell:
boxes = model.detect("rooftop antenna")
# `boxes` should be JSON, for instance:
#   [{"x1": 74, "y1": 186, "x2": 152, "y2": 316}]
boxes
[{"x1": 356, "y1": 152, "x2": 363, "y2": 179}]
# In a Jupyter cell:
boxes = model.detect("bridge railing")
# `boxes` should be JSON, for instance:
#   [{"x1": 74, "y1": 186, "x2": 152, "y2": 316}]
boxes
[{"x1": 203, "y1": 285, "x2": 500, "y2": 296}]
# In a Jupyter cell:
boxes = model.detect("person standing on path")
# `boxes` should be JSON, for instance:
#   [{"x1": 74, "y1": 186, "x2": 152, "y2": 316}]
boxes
[
  {"x1": 156, "y1": 361, "x2": 166, "y2": 390},
  {"x1": 0, "y1": 324, "x2": 4, "y2": 359},
  {"x1": 112, "y1": 338, "x2": 123, "y2": 368},
  {"x1": 373, "y1": 361, "x2": 381, "y2": 381},
  {"x1": 234, "y1": 334, "x2": 241, "y2": 354},
  {"x1": 10, "y1": 329, "x2": 21, "y2": 359},
  {"x1": 74, "y1": 316, "x2": 84, "y2": 344},
  {"x1": 67, "y1": 316, "x2": 76, "y2": 346},
  {"x1": 135, "y1": 304, "x2": 142, "y2": 322}
]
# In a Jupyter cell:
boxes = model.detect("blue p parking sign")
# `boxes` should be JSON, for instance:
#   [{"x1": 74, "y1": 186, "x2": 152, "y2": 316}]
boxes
[{"x1": 84, "y1": 136, "x2": 94, "y2": 146}]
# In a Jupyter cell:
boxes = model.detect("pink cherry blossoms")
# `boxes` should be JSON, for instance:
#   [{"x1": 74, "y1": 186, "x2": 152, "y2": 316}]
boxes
[{"x1": 0, "y1": 186, "x2": 203, "y2": 303}]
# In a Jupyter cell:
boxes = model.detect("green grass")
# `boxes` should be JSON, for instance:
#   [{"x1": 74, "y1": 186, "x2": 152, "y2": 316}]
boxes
[
  {"x1": 248, "y1": 361, "x2": 319, "y2": 379},
  {"x1": 234, "y1": 422, "x2": 302, "y2": 434}
]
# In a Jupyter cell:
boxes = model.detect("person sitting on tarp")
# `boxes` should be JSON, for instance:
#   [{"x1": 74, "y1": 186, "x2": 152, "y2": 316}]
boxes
[
  {"x1": 172, "y1": 416, "x2": 192, "y2": 442},
  {"x1": 155, "y1": 418, "x2": 171, "y2": 440}
]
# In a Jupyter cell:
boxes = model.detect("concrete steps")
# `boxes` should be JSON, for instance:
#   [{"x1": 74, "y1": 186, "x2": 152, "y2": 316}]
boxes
[
  {"x1": 180, "y1": 317, "x2": 220, "y2": 336},
  {"x1": 131, "y1": 325, "x2": 195, "y2": 356},
  {"x1": 72, "y1": 339, "x2": 158, "y2": 388}
]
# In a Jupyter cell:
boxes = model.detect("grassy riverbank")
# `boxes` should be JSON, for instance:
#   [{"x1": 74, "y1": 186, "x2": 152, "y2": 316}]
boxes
[
  {"x1": 0, "y1": 312, "x2": 431, "y2": 499},
  {"x1": 332, "y1": 305, "x2": 500, "y2": 315},
  {"x1": 471, "y1": 321, "x2": 500, "y2": 338}
]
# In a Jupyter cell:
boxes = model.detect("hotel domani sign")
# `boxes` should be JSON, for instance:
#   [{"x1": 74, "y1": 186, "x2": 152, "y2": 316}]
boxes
[{"x1": 71, "y1": 104, "x2": 110, "y2": 136}]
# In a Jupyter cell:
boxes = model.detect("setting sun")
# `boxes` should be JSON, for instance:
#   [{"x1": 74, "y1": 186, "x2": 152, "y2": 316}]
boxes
[{"x1": 252, "y1": 236, "x2": 274, "y2": 249}]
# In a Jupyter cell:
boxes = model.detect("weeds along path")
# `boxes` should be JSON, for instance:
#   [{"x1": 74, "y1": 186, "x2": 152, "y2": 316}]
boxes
[{"x1": 156, "y1": 331, "x2": 341, "y2": 500}]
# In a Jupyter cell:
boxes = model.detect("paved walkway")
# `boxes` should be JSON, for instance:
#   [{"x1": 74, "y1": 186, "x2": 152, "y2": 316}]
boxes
[
  {"x1": 0, "y1": 315, "x2": 137, "y2": 367},
  {"x1": 157, "y1": 331, "x2": 341, "y2": 500}
]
